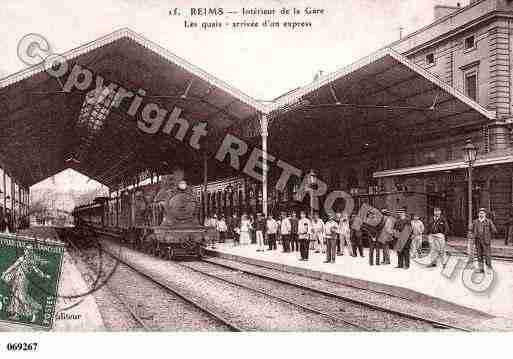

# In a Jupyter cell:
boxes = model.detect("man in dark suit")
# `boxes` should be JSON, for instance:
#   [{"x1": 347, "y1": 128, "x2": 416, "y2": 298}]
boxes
[
  {"x1": 472, "y1": 208, "x2": 497, "y2": 273},
  {"x1": 378, "y1": 209, "x2": 394, "y2": 265},
  {"x1": 426, "y1": 207, "x2": 450, "y2": 267},
  {"x1": 289, "y1": 211, "x2": 299, "y2": 252},
  {"x1": 504, "y1": 207, "x2": 513, "y2": 246},
  {"x1": 350, "y1": 214, "x2": 364, "y2": 257},
  {"x1": 324, "y1": 214, "x2": 339, "y2": 263},
  {"x1": 228, "y1": 213, "x2": 240, "y2": 244},
  {"x1": 393, "y1": 208, "x2": 412, "y2": 269}
]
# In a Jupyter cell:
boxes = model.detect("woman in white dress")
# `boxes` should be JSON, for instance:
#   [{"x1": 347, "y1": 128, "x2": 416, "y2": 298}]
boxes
[{"x1": 239, "y1": 214, "x2": 252, "y2": 245}]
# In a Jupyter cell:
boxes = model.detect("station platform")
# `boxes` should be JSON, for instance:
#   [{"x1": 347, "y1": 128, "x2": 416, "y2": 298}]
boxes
[
  {"x1": 208, "y1": 242, "x2": 513, "y2": 321},
  {"x1": 447, "y1": 237, "x2": 513, "y2": 258},
  {"x1": 52, "y1": 253, "x2": 105, "y2": 331}
]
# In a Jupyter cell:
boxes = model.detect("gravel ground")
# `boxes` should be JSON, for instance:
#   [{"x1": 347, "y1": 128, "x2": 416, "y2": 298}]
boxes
[
  {"x1": 70, "y1": 246, "x2": 232, "y2": 331},
  {"x1": 103, "y1": 241, "x2": 359, "y2": 331},
  {"x1": 180, "y1": 260, "x2": 436, "y2": 331},
  {"x1": 68, "y1": 250, "x2": 145, "y2": 331},
  {"x1": 205, "y1": 257, "x2": 492, "y2": 330}
]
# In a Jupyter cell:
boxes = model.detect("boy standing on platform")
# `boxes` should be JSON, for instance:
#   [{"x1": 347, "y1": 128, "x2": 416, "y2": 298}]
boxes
[
  {"x1": 298, "y1": 211, "x2": 312, "y2": 261},
  {"x1": 324, "y1": 214, "x2": 339, "y2": 263},
  {"x1": 266, "y1": 214, "x2": 279, "y2": 250}
]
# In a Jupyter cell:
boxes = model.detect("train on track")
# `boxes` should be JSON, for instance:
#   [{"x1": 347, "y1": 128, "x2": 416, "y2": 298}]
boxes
[{"x1": 72, "y1": 169, "x2": 216, "y2": 260}]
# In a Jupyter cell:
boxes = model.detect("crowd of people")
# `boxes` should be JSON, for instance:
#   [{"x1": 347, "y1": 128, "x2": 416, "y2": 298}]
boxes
[{"x1": 203, "y1": 205, "x2": 497, "y2": 273}]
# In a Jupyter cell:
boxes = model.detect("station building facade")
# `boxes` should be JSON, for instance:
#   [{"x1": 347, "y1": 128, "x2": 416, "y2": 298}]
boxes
[
  {"x1": 199, "y1": 0, "x2": 513, "y2": 237},
  {"x1": 372, "y1": 0, "x2": 513, "y2": 236}
]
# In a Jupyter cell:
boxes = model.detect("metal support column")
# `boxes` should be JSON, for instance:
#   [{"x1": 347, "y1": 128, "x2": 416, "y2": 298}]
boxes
[
  {"x1": 260, "y1": 113, "x2": 269, "y2": 217},
  {"x1": 203, "y1": 151, "x2": 208, "y2": 220}
]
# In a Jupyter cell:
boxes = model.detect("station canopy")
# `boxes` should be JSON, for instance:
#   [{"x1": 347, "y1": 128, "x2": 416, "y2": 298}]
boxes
[
  {"x1": 0, "y1": 28, "x2": 264, "y2": 189},
  {"x1": 265, "y1": 48, "x2": 496, "y2": 165},
  {"x1": 0, "y1": 31, "x2": 497, "y2": 189}
]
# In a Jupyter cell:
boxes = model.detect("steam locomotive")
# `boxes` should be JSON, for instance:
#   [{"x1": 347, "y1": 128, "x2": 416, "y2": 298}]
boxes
[{"x1": 72, "y1": 170, "x2": 216, "y2": 259}]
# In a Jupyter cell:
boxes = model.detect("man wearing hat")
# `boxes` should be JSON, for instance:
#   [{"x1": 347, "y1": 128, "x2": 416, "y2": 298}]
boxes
[
  {"x1": 255, "y1": 213, "x2": 266, "y2": 252},
  {"x1": 426, "y1": 207, "x2": 450, "y2": 267},
  {"x1": 289, "y1": 211, "x2": 299, "y2": 252},
  {"x1": 393, "y1": 208, "x2": 412, "y2": 269},
  {"x1": 350, "y1": 214, "x2": 364, "y2": 257},
  {"x1": 298, "y1": 211, "x2": 312, "y2": 260},
  {"x1": 266, "y1": 214, "x2": 279, "y2": 250},
  {"x1": 338, "y1": 212, "x2": 353, "y2": 256},
  {"x1": 377, "y1": 209, "x2": 394, "y2": 265},
  {"x1": 324, "y1": 214, "x2": 339, "y2": 263},
  {"x1": 504, "y1": 206, "x2": 513, "y2": 246},
  {"x1": 472, "y1": 208, "x2": 497, "y2": 273},
  {"x1": 280, "y1": 211, "x2": 292, "y2": 253}
]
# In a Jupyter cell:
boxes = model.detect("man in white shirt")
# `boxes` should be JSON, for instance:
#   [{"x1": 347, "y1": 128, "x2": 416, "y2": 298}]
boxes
[
  {"x1": 266, "y1": 214, "x2": 279, "y2": 250},
  {"x1": 298, "y1": 211, "x2": 312, "y2": 261},
  {"x1": 338, "y1": 212, "x2": 353, "y2": 256},
  {"x1": 280, "y1": 212, "x2": 292, "y2": 253},
  {"x1": 216, "y1": 216, "x2": 228, "y2": 245},
  {"x1": 324, "y1": 214, "x2": 339, "y2": 263}
]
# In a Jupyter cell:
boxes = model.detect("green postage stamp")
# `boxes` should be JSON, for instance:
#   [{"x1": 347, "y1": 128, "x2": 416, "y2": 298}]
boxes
[{"x1": 0, "y1": 233, "x2": 65, "y2": 330}]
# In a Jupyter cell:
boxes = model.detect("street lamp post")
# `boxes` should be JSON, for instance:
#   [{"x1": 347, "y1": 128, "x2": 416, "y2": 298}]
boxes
[
  {"x1": 308, "y1": 169, "x2": 317, "y2": 219},
  {"x1": 464, "y1": 139, "x2": 478, "y2": 256}
]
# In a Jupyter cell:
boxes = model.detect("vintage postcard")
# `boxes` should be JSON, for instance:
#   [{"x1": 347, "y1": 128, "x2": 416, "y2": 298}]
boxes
[{"x1": 1, "y1": 0, "x2": 513, "y2": 357}]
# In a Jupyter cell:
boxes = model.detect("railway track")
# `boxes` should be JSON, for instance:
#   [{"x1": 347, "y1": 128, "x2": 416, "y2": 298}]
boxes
[
  {"x1": 101, "y1": 244, "x2": 363, "y2": 331},
  {"x1": 178, "y1": 258, "x2": 470, "y2": 331},
  {"x1": 66, "y1": 237, "x2": 152, "y2": 331},
  {"x1": 67, "y1": 235, "x2": 238, "y2": 331},
  {"x1": 207, "y1": 258, "x2": 475, "y2": 331},
  {"x1": 98, "y1": 247, "x2": 243, "y2": 331},
  {"x1": 177, "y1": 260, "x2": 372, "y2": 331},
  {"x1": 100, "y1": 239, "x2": 471, "y2": 331}
]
